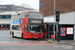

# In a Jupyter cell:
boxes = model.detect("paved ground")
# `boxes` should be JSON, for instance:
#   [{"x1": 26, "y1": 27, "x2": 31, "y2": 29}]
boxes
[
  {"x1": 0, "y1": 45, "x2": 74, "y2": 50},
  {"x1": 0, "y1": 30, "x2": 47, "y2": 43},
  {"x1": 0, "y1": 30, "x2": 75, "y2": 50},
  {"x1": 48, "y1": 38, "x2": 75, "y2": 46}
]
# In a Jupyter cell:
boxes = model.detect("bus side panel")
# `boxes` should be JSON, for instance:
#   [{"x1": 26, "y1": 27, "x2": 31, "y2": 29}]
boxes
[
  {"x1": 21, "y1": 18, "x2": 28, "y2": 38},
  {"x1": 25, "y1": 32, "x2": 44, "y2": 39}
]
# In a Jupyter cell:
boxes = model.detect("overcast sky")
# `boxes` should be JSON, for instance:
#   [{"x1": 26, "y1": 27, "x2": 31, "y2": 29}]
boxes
[{"x1": 0, "y1": 0, "x2": 39, "y2": 9}]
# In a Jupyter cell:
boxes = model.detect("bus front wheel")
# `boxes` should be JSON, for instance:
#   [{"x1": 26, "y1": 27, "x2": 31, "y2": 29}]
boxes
[{"x1": 21, "y1": 33, "x2": 23, "y2": 39}]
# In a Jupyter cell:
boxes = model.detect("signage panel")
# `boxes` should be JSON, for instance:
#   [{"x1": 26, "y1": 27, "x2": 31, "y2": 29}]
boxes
[
  {"x1": 60, "y1": 27, "x2": 66, "y2": 36},
  {"x1": 67, "y1": 27, "x2": 73, "y2": 35},
  {"x1": 40, "y1": 1, "x2": 44, "y2": 8},
  {"x1": 12, "y1": 20, "x2": 23, "y2": 24},
  {"x1": 31, "y1": 20, "x2": 41, "y2": 23},
  {"x1": 29, "y1": 19, "x2": 43, "y2": 25}
]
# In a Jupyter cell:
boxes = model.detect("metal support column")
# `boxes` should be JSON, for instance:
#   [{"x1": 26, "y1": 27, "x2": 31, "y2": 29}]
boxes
[
  {"x1": 54, "y1": 0, "x2": 56, "y2": 35},
  {"x1": 74, "y1": 25, "x2": 75, "y2": 41}
]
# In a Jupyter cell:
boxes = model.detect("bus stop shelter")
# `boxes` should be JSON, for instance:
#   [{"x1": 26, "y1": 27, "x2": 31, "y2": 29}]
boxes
[{"x1": 44, "y1": 11, "x2": 75, "y2": 40}]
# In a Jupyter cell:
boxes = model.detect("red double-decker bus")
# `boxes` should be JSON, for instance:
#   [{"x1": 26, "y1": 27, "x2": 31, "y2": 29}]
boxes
[{"x1": 10, "y1": 11, "x2": 44, "y2": 39}]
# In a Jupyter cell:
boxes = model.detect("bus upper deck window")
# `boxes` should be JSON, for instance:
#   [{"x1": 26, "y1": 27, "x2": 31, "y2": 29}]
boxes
[
  {"x1": 23, "y1": 13, "x2": 25, "y2": 18},
  {"x1": 15, "y1": 15, "x2": 17, "y2": 19},
  {"x1": 16, "y1": 15, "x2": 18, "y2": 19},
  {"x1": 20, "y1": 14, "x2": 22, "y2": 18},
  {"x1": 24, "y1": 13, "x2": 27, "y2": 18},
  {"x1": 13, "y1": 15, "x2": 15, "y2": 19}
]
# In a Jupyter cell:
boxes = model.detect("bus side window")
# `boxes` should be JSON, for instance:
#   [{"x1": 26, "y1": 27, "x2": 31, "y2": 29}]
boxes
[
  {"x1": 11, "y1": 15, "x2": 13, "y2": 19},
  {"x1": 12, "y1": 15, "x2": 14, "y2": 19},
  {"x1": 24, "y1": 13, "x2": 27, "y2": 18},
  {"x1": 15, "y1": 15, "x2": 17, "y2": 19},
  {"x1": 16, "y1": 14, "x2": 18, "y2": 19},
  {"x1": 19, "y1": 14, "x2": 20, "y2": 18},
  {"x1": 12, "y1": 25, "x2": 16, "y2": 30},
  {"x1": 24, "y1": 25, "x2": 27, "y2": 31},
  {"x1": 14, "y1": 15, "x2": 15, "y2": 19},
  {"x1": 15, "y1": 15, "x2": 16, "y2": 19},
  {"x1": 16, "y1": 25, "x2": 19, "y2": 30},
  {"x1": 23, "y1": 13, "x2": 24, "y2": 18},
  {"x1": 12, "y1": 25, "x2": 19, "y2": 30},
  {"x1": 20, "y1": 14, "x2": 22, "y2": 18},
  {"x1": 17, "y1": 15, "x2": 19, "y2": 19},
  {"x1": 22, "y1": 13, "x2": 23, "y2": 18}
]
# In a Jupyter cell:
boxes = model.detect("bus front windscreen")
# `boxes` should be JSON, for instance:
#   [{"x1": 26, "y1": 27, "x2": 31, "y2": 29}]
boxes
[
  {"x1": 29, "y1": 12, "x2": 43, "y2": 19},
  {"x1": 29, "y1": 25, "x2": 43, "y2": 33},
  {"x1": 29, "y1": 12, "x2": 43, "y2": 33}
]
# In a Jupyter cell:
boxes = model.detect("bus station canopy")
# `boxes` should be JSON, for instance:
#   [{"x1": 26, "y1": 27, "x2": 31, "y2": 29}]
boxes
[{"x1": 44, "y1": 11, "x2": 75, "y2": 24}]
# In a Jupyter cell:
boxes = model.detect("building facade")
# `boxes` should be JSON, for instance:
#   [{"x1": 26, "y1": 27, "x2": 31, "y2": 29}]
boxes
[
  {"x1": 0, "y1": 4, "x2": 35, "y2": 30},
  {"x1": 0, "y1": 4, "x2": 34, "y2": 12},
  {"x1": 40, "y1": 0, "x2": 75, "y2": 40},
  {"x1": 40, "y1": 0, "x2": 75, "y2": 16},
  {"x1": 44, "y1": 12, "x2": 75, "y2": 40}
]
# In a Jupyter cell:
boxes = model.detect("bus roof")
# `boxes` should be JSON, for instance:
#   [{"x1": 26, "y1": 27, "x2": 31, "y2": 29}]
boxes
[
  {"x1": 0, "y1": 10, "x2": 41, "y2": 15},
  {"x1": 18, "y1": 11, "x2": 42, "y2": 14}
]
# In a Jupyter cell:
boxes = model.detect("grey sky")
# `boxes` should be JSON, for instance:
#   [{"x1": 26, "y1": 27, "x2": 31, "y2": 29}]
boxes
[{"x1": 0, "y1": 0, "x2": 39, "y2": 9}]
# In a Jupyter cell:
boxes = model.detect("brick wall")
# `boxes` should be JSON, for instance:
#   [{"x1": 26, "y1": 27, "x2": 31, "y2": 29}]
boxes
[{"x1": 40, "y1": 0, "x2": 75, "y2": 16}]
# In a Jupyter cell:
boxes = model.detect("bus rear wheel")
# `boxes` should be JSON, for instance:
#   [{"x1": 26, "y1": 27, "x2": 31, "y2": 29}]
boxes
[
  {"x1": 12, "y1": 32, "x2": 14, "y2": 37},
  {"x1": 21, "y1": 33, "x2": 23, "y2": 39}
]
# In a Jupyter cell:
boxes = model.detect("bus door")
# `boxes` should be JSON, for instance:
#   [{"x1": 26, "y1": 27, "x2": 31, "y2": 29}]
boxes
[
  {"x1": 44, "y1": 24, "x2": 53, "y2": 39},
  {"x1": 48, "y1": 24, "x2": 56, "y2": 39},
  {"x1": 44, "y1": 24, "x2": 48, "y2": 38},
  {"x1": 47, "y1": 25, "x2": 51, "y2": 38},
  {"x1": 47, "y1": 24, "x2": 53, "y2": 38}
]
